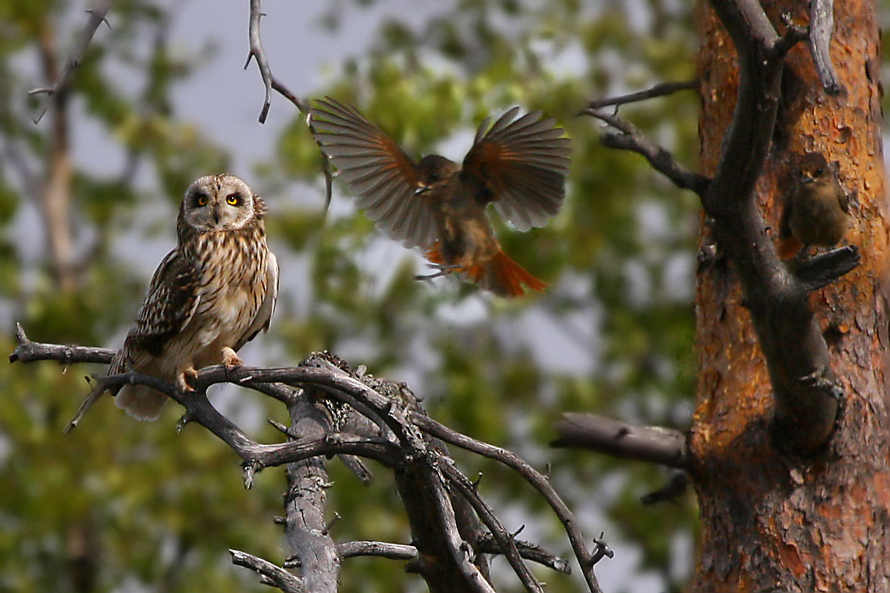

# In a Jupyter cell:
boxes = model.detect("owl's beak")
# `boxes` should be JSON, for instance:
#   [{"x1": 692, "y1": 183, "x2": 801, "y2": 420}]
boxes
[{"x1": 212, "y1": 205, "x2": 221, "y2": 224}]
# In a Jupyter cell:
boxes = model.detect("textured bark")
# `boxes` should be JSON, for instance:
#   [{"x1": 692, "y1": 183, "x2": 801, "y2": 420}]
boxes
[{"x1": 691, "y1": 1, "x2": 890, "y2": 591}]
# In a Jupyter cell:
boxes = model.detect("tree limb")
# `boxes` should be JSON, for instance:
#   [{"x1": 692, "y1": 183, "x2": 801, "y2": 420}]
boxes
[
  {"x1": 808, "y1": 0, "x2": 841, "y2": 95},
  {"x1": 580, "y1": 108, "x2": 710, "y2": 196},
  {"x1": 230, "y1": 549, "x2": 304, "y2": 593},
  {"x1": 551, "y1": 413, "x2": 689, "y2": 469},
  {"x1": 413, "y1": 413, "x2": 605, "y2": 593},
  {"x1": 585, "y1": 80, "x2": 697, "y2": 110},
  {"x1": 29, "y1": 0, "x2": 114, "y2": 125}
]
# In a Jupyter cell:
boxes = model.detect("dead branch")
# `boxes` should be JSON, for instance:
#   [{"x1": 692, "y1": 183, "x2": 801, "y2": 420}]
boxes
[
  {"x1": 808, "y1": 0, "x2": 841, "y2": 95},
  {"x1": 585, "y1": 80, "x2": 697, "y2": 110},
  {"x1": 230, "y1": 550, "x2": 304, "y2": 593},
  {"x1": 29, "y1": 0, "x2": 114, "y2": 125},
  {"x1": 580, "y1": 108, "x2": 709, "y2": 196},
  {"x1": 551, "y1": 413, "x2": 689, "y2": 470},
  {"x1": 10, "y1": 326, "x2": 599, "y2": 593},
  {"x1": 413, "y1": 413, "x2": 605, "y2": 593}
]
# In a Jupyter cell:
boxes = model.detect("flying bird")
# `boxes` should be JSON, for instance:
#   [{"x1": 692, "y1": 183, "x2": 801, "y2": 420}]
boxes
[
  {"x1": 65, "y1": 174, "x2": 278, "y2": 431},
  {"x1": 779, "y1": 152, "x2": 850, "y2": 257},
  {"x1": 309, "y1": 97, "x2": 571, "y2": 297}
]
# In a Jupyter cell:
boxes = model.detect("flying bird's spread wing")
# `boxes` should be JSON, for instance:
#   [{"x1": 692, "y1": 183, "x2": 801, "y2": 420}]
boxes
[
  {"x1": 310, "y1": 97, "x2": 439, "y2": 248},
  {"x1": 463, "y1": 107, "x2": 571, "y2": 232}
]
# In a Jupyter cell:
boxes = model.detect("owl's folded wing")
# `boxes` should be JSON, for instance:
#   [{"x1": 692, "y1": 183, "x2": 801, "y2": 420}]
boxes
[{"x1": 114, "y1": 250, "x2": 202, "y2": 373}]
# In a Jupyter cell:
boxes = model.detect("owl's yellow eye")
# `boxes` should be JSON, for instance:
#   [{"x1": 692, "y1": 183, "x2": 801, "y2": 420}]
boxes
[
  {"x1": 195, "y1": 193, "x2": 209, "y2": 207},
  {"x1": 226, "y1": 193, "x2": 241, "y2": 206}
]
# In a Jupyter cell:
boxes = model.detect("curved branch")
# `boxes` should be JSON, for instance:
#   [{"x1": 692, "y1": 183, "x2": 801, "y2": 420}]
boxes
[
  {"x1": 29, "y1": 0, "x2": 114, "y2": 125},
  {"x1": 412, "y1": 414, "x2": 605, "y2": 593},
  {"x1": 580, "y1": 108, "x2": 709, "y2": 196},
  {"x1": 440, "y1": 462, "x2": 545, "y2": 593},
  {"x1": 230, "y1": 550, "x2": 304, "y2": 593}
]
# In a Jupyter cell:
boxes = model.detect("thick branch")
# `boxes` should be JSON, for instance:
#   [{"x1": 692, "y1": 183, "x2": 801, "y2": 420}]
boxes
[
  {"x1": 281, "y1": 391, "x2": 340, "y2": 593},
  {"x1": 30, "y1": 0, "x2": 113, "y2": 125},
  {"x1": 551, "y1": 413, "x2": 689, "y2": 469}
]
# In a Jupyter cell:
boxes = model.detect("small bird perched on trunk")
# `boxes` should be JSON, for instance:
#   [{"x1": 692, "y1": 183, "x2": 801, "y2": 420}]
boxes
[
  {"x1": 779, "y1": 152, "x2": 850, "y2": 258},
  {"x1": 309, "y1": 97, "x2": 571, "y2": 297}
]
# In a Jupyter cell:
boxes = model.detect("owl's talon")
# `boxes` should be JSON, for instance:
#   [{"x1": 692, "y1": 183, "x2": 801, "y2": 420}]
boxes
[
  {"x1": 221, "y1": 346, "x2": 243, "y2": 369},
  {"x1": 177, "y1": 368, "x2": 199, "y2": 393}
]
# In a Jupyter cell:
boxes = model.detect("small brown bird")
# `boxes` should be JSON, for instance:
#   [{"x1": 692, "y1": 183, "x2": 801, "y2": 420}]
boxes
[
  {"x1": 309, "y1": 97, "x2": 571, "y2": 297},
  {"x1": 779, "y1": 152, "x2": 850, "y2": 257}
]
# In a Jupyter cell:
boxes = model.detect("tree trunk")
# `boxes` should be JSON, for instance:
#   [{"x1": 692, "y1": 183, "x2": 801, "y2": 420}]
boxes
[{"x1": 691, "y1": 0, "x2": 890, "y2": 591}]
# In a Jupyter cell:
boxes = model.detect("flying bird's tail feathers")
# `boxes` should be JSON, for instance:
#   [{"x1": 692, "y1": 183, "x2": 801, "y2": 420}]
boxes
[{"x1": 472, "y1": 250, "x2": 547, "y2": 297}]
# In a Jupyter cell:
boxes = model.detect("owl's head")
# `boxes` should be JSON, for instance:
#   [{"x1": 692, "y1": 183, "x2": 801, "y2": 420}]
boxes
[{"x1": 179, "y1": 174, "x2": 266, "y2": 232}]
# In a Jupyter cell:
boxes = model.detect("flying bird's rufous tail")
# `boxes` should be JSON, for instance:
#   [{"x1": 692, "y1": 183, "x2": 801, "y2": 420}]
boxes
[{"x1": 425, "y1": 246, "x2": 546, "y2": 298}]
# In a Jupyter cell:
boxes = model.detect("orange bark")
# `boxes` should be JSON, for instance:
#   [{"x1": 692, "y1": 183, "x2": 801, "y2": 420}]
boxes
[{"x1": 691, "y1": 0, "x2": 890, "y2": 591}]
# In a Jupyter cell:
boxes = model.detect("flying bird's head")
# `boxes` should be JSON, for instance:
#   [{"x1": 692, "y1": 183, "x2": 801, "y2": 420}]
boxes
[{"x1": 414, "y1": 155, "x2": 458, "y2": 196}]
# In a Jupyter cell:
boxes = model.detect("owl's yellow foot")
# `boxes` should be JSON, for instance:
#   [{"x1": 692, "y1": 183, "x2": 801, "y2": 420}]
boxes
[
  {"x1": 221, "y1": 346, "x2": 243, "y2": 369},
  {"x1": 177, "y1": 368, "x2": 199, "y2": 392}
]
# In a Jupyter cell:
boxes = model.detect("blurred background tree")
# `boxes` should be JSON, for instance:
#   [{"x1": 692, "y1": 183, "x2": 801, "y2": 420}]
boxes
[{"x1": 5, "y1": 0, "x2": 877, "y2": 592}]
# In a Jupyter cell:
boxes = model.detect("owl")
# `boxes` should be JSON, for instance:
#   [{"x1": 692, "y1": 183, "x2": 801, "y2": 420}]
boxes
[{"x1": 109, "y1": 174, "x2": 279, "y2": 421}]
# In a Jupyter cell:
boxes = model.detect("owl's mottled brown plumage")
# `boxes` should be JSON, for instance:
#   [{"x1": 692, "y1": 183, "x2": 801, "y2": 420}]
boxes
[{"x1": 109, "y1": 173, "x2": 279, "y2": 420}]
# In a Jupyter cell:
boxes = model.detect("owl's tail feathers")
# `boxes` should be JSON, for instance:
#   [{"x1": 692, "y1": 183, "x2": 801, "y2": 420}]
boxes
[{"x1": 114, "y1": 384, "x2": 168, "y2": 421}]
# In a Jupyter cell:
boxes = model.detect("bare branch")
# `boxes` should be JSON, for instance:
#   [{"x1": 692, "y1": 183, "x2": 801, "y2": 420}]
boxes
[
  {"x1": 580, "y1": 108, "x2": 709, "y2": 196},
  {"x1": 244, "y1": 0, "x2": 307, "y2": 119},
  {"x1": 412, "y1": 414, "x2": 605, "y2": 593},
  {"x1": 10, "y1": 323, "x2": 115, "y2": 364},
  {"x1": 585, "y1": 80, "x2": 697, "y2": 110},
  {"x1": 230, "y1": 549, "x2": 304, "y2": 593},
  {"x1": 808, "y1": 0, "x2": 841, "y2": 95},
  {"x1": 30, "y1": 0, "x2": 114, "y2": 125},
  {"x1": 551, "y1": 413, "x2": 689, "y2": 470},
  {"x1": 441, "y1": 462, "x2": 545, "y2": 593},
  {"x1": 338, "y1": 540, "x2": 418, "y2": 561},
  {"x1": 282, "y1": 393, "x2": 340, "y2": 593},
  {"x1": 475, "y1": 534, "x2": 571, "y2": 574}
]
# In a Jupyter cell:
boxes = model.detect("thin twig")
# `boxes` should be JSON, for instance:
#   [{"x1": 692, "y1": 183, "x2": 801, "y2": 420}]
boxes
[
  {"x1": 30, "y1": 0, "x2": 114, "y2": 124},
  {"x1": 580, "y1": 108, "x2": 710, "y2": 196},
  {"x1": 440, "y1": 462, "x2": 545, "y2": 593},
  {"x1": 476, "y1": 534, "x2": 571, "y2": 574},
  {"x1": 412, "y1": 414, "x2": 605, "y2": 593},
  {"x1": 585, "y1": 80, "x2": 697, "y2": 110}
]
